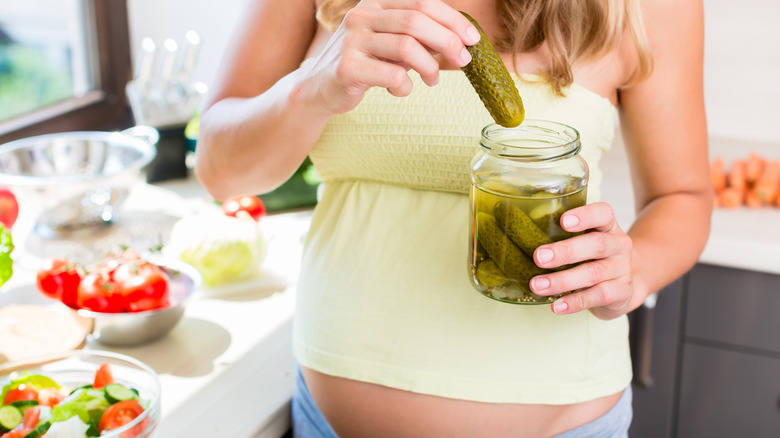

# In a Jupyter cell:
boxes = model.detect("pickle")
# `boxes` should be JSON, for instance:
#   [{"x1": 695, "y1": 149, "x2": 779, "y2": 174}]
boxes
[
  {"x1": 475, "y1": 259, "x2": 507, "y2": 287},
  {"x1": 460, "y1": 12, "x2": 525, "y2": 128},
  {"x1": 476, "y1": 212, "x2": 545, "y2": 283},
  {"x1": 493, "y1": 201, "x2": 553, "y2": 257}
]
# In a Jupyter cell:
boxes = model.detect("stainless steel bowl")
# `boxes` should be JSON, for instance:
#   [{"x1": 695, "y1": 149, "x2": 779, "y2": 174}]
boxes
[
  {"x1": 0, "y1": 126, "x2": 158, "y2": 236},
  {"x1": 78, "y1": 259, "x2": 201, "y2": 346}
]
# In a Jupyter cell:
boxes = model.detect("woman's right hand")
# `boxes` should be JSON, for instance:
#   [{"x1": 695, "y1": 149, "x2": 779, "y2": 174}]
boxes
[{"x1": 300, "y1": 0, "x2": 481, "y2": 115}]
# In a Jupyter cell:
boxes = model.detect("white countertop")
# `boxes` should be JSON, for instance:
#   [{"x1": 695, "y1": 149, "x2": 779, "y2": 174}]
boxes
[
  {"x1": 600, "y1": 135, "x2": 780, "y2": 276},
  {"x1": 2, "y1": 132, "x2": 778, "y2": 438},
  {"x1": 3, "y1": 183, "x2": 311, "y2": 438}
]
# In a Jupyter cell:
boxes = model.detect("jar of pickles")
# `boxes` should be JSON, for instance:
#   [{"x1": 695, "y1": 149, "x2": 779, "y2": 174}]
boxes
[{"x1": 469, "y1": 120, "x2": 587, "y2": 304}]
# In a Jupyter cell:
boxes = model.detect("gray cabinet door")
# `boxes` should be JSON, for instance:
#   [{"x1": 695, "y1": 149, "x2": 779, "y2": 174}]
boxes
[
  {"x1": 629, "y1": 279, "x2": 685, "y2": 438},
  {"x1": 677, "y1": 343, "x2": 780, "y2": 438},
  {"x1": 686, "y1": 264, "x2": 780, "y2": 354}
]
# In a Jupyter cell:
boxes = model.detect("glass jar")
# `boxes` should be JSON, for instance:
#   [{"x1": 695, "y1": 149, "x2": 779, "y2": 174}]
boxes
[{"x1": 469, "y1": 120, "x2": 587, "y2": 304}]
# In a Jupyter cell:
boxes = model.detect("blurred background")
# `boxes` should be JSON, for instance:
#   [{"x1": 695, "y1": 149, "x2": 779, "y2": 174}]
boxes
[{"x1": 1, "y1": 0, "x2": 778, "y2": 144}]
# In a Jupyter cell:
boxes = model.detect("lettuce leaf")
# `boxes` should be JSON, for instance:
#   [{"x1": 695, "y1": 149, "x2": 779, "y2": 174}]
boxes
[{"x1": 51, "y1": 388, "x2": 109, "y2": 426}]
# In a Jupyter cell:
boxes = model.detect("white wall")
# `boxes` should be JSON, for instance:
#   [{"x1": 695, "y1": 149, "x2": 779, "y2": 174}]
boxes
[
  {"x1": 703, "y1": 0, "x2": 780, "y2": 143},
  {"x1": 126, "y1": 0, "x2": 251, "y2": 99},
  {"x1": 127, "y1": 0, "x2": 780, "y2": 144}
]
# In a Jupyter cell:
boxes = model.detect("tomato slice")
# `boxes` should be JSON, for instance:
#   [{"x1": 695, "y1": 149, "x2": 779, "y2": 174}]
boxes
[
  {"x1": 98, "y1": 399, "x2": 146, "y2": 435},
  {"x1": 93, "y1": 363, "x2": 115, "y2": 389},
  {"x1": 2, "y1": 384, "x2": 38, "y2": 405},
  {"x1": 1, "y1": 429, "x2": 31, "y2": 438},
  {"x1": 21, "y1": 406, "x2": 40, "y2": 429},
  {"x1": 37, "y1": 387, "x2": 66, "y2": 407}
]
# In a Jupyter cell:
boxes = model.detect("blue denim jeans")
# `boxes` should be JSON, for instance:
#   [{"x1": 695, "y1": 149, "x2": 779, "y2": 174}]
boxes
[{"x1": 291, "y1": 365, "x2": 632, "y2": 438}]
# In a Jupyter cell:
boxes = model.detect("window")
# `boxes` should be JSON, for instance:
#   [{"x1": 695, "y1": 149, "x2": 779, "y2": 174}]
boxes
[{"x1": 0, "y1": 0, "x2": 131, "y2": 144}]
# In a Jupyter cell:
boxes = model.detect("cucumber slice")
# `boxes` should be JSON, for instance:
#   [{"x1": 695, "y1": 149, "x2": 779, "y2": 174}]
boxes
[
  {"x1": 10, "y1": 400, "x2": 39, "y2": 413},
  {"x1": 0, "y1": 405, "x2": 22, "y2": 432},
  {"x1": 105, "y1": 383, "x2": 138, "y2": 404},
  {"x1": 23, "y1": 421, "x2": 51, "y2": 438},
  {"x1": 69, "y1": 384, "x2": 93, "y2": 396}
]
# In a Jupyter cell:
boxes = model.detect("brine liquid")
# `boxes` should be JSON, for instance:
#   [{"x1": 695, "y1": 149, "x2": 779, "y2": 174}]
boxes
[{"x1": 469, "y1": 184, "x2": 587, "y2": 304}]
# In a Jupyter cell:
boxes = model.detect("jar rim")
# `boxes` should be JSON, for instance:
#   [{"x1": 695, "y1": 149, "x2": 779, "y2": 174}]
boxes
[{"x1": 480, "y1": 120, "x2": 581, "y2": 162}]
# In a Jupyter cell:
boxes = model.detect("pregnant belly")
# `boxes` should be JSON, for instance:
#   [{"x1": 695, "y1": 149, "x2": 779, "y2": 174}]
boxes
[{"x1": 300, "y1": 366, "x2": 622, "y2": 438}]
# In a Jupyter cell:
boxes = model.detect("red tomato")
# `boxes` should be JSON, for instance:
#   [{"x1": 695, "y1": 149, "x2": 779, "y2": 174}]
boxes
[
  {"x1": 37, "y1": 387, "x2": 66, "y2": 407},
  {"x1": 221, "y1": 195, "x2": 266, "y2": 221},
  {"x1": 93, "y1": 363, "x2": 114, "y2": 389},
  {"x1": 0, "y1": 187, "x2": 18, "y2": 229},
  {"x1": 2, "y1": 384, "x2": 38, "y2": 405},
  {"x1": 98, "y1": 399, "x2": 146, "y2": 435},
  {"x1": 93, "y1": 249, "x2": 143, "y2": 283},
  {"x1": 113, "y1": 262, "x2": 170, "y2": 312},
  {"x1": 77, "y1": 271, "x2": 124, "y2": 313},
  {"x1": 36, "y1": 258, "x2": 82, "y2": 307},
  {"x1": 1, "y1": 429, "x2": 31, "y2": 438},
  {"x1": 21, "y1": 406, "x2": 39, "y2": 429}
]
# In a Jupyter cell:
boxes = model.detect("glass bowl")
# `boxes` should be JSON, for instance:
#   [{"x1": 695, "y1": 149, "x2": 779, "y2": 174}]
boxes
[{"x1": 0, "y1": 350, "x2": 161, "y2": 437}]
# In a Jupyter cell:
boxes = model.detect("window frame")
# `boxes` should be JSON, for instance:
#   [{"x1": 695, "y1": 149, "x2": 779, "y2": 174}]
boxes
[{"x1": 0, "y1": 0, "x2": 132, "y2": 144}]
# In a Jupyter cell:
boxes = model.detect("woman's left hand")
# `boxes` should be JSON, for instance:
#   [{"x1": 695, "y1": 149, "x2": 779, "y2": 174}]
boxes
[{"x1": 529, "y1": 202, "x2": 644, "y2": 320}]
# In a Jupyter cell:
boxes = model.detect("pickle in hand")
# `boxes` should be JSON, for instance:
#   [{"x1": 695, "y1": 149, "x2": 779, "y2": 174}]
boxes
[{"x1": 460, "y1": 12, "x2": 525, "y2": 128}]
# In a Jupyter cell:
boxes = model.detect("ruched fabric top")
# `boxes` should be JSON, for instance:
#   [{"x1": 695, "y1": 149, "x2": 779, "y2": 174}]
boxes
[{"x1": 294, "y1": 70, "x2": 632, "y2": 404}]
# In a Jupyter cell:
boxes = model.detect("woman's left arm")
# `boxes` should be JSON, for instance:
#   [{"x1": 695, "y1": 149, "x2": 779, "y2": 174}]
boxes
[{"x1": 530, "y1": 0, "x2": 713, "y2": 319}]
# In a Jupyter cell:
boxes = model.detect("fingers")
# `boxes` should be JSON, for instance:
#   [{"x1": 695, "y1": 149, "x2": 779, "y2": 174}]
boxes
[
  {"x1": 533, "y1": 226, "x2": 632, "y2": 269},
  {"x1": 559, "y1": 202, "x2": 618, "y2": 233},
  {"x1": 531, "y1": 257, "x2": 630, "y2": 297},
  {"x1": 337, "y1": 56, "x2": 414, "y2": 97},
  {"x1": 527, "y1": 202, "x2": 635, "y2": 319},
  {"x1": 339, "y1": 0, "x2": 478, "y2": 86},
  {"x1": 309, "y1": 0, "x2": 481, "y2": 112},
  {"x1": 551, "y1": 279, "x2": 633, "y2": 319},
  {"x1": 375, "y1": 0, "x2": 481, "y2": 47},
  {"x1": 370, "y1": 8, "x2": 476, "y2": 66},
  {"x1": 363, "y1": 32, "x2": 443, "y2": 86}
]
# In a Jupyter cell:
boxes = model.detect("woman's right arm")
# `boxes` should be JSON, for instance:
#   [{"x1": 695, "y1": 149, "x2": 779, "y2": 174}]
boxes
[
  {"x1": 194, "y1": 0, "x2": 323, "y2": 201},
  {"x1": 195, "y1": 0, "x2": 480, "y2": 201}
]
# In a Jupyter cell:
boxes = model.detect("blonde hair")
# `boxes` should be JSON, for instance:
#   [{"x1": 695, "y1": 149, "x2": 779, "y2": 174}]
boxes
[{"x1": 316, "y1": 0, "x2": 653, "y2": 95}]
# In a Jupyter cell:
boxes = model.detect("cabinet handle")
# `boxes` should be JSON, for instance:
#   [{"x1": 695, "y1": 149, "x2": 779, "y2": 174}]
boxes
[{"x1": 632, "y1": 295, "x2": 656, "y2": 388}]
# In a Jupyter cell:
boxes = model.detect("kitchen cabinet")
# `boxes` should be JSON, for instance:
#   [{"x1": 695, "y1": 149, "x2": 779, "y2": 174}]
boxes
[{"x1": 630, "y1": 263, "x2": 780, "y2": 438}]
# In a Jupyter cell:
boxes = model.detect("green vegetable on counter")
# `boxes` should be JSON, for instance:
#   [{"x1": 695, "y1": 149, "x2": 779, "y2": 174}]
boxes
[
  {"x1": 163, "y1": 212, "x2": 268, "y2": 287},
  {"x1": 0, "y1": 225, "x2": 13, "y2": 288}
]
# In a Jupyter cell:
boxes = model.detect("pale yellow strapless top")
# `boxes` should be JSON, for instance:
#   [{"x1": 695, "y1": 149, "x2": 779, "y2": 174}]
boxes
[{"x1": 294, "y1": 70, "x2": 632, "y2": 404}]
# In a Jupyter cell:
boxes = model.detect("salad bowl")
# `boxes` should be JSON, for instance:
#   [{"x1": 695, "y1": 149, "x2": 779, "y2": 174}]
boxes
[{"x1": 0, "y1": 350, "x2": 160, "y2": 437}]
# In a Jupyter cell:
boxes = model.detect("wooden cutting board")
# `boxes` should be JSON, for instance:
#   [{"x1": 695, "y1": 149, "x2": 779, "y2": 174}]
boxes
[{"x1": 0, "y1": 304, "x2": 92, "y2": 364}]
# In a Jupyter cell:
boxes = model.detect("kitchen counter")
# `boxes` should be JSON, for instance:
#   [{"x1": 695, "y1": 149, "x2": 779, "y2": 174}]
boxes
[
  {"x1": 2, "y1": 132, "x2": 777, "y2": 437},
  {"x1": 2, "y1": 183, "x2": 311, "y2": 438},
  {"x1": 601, "y1": 134, "x2": 780, "y2": 276}
]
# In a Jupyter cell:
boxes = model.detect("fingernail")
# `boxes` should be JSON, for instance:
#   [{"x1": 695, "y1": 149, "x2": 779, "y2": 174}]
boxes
[
  {"x1": 553, "y1": 300, "x2": 568, "y2": 313},
  {"x1": 562, "y1": 214, "x2": 579, "y2": 229},
  {"x1": 537, "y1": 248, "x2": 553, "y2": 264},
  {"x1": 533, "y1": 277, "x2": 550, "y2": 291},
  {"x1": 460, "y1": 47, "x2": 472, "y2": 65},
  {"x1": 466, "y1": 26, "x2": 481, "y2": 45}
]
